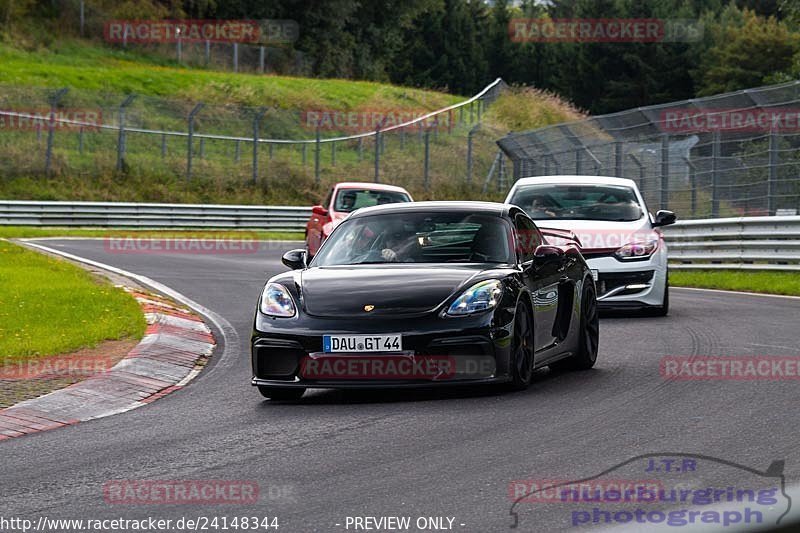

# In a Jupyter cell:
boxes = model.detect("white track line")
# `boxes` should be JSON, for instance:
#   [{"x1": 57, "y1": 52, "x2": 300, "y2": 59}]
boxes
[
  {"x1": 18, "y1": 239, "x2": 239, "y2": 374},
  {"x1": 673, "y1": 286, "x2": 800, "y2": 301}
]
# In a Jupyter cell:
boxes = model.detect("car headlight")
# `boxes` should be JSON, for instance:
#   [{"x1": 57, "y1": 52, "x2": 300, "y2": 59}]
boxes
[
  {"x1": 260, "y1": 283, "x2": 297, "y2": 317},
  {"x1": 615, "y1": 239, "x2": 658, "y2": 260},
  {"x1": 447, "y1": 279, "x2": 503, "y2": 316}
]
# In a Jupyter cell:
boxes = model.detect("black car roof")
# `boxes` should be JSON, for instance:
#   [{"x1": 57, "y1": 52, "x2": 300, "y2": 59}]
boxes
[{"x1": 348, "y1": 201, "x2": 520, "y2": 219}]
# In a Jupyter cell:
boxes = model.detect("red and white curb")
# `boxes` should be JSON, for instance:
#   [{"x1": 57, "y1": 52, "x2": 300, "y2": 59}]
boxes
[{"x1": 0, "y1": 291, "x2": 215, "y2": 441}]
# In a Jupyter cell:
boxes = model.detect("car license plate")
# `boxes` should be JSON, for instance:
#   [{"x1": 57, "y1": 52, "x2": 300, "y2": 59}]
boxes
[
  {"x1": 591, "y1": 269, "x2": 599, "y2": 281},
  {"x1": 323, "y1": 334, "x2": 403, "y2": 353}
]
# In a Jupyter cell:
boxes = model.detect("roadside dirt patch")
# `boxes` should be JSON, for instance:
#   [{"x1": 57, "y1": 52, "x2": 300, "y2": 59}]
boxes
[{"x1": 0, "y1": 338, "x2": 138, "y2": 408}]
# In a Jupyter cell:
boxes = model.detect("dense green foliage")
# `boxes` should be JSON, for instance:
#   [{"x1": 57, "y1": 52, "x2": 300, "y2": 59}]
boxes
[{"x1": 3, "y1": 1, "x2": 799, "y2": 114}]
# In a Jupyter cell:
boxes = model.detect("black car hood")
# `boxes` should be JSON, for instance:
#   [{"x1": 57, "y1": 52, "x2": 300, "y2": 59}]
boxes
[{"x1": 299, "y1": 264, "x2": 492, "y2": 318}]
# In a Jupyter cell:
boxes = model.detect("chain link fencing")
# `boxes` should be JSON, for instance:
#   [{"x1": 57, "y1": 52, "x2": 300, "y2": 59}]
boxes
[
  {"x1": 497, "y1": 80, "x2": 800, "y2": 219},
  {"x1": 0, "y1": 79, "x2": 509, "y2": 198}
]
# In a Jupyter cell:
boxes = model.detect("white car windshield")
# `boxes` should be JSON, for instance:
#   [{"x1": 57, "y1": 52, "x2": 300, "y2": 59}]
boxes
[
  {"x1": 334, "y1": 189, "x2": 411, "y2": 213},
  {"x1": 509, "y1": 184, "x2": 643, "y2": 222}
]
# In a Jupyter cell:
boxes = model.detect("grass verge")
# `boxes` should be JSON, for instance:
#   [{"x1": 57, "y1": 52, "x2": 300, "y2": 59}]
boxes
[
  {"x1": 0, "y1": 240, "x2": 146, "y2": 362},
  {"x1": 670, "y1": 269, "x2": 800, "y2": 297}
]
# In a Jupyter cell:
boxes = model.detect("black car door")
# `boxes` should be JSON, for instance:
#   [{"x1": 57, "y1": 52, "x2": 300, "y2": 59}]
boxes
[{"x1": 514, "y1": 214, "x2": 562, "y2": 351}]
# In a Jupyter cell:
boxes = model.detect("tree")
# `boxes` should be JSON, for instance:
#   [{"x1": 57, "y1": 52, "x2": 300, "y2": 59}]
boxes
[{"x1": 695, "y1": 7, "x2": 800, "y2": 96}]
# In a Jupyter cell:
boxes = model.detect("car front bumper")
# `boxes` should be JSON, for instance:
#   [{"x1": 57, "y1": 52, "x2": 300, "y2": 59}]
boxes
[
  {"x1": 251, "y1": 309, "x2": 515, "y2": 389},
  {"x1": 584, "y1": 246, "x2": 668, "y2": 309}
]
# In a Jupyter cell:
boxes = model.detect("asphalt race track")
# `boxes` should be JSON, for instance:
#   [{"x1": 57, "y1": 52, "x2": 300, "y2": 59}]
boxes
[{"x1": 3, "y1": 239, "x2": 800, "y2": 532}]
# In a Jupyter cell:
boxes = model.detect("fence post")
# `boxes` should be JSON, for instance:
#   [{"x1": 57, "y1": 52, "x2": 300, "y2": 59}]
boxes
[
  {"x1": 115, "y1": 94, "x2": 136, "y2": 172},
  {"x1": 497, "y1": 154, "x2": 505, "y2": 192},
  {"x1": 357, "y1": 137, "x2": 363, "y2": 161},
  {"x1": 482, "y1": 151, "x2": 502, "y2": 193},
  {"x1": 711, "y1": 130, "x2": 720, "y2": 218},
  {"x1": 423, "y1": 128, "x2": 431, "y2": 190},
  {"x1": 186, "y1": 103, "x2": 204, "y2": 179},
  {"x1": 205, "y1": 40, "x2": 210, "y2": 65},
  {"x1": 614, "y1": 141, "x2": 623, "y2": 177},
  {"x1": 315, "y1": 125, "x2": 321, "y2": 183},
  {"x1": 302, "y1": 143, "x2": 307, "y2": 166},
  {"x1": 269, "y1": 143, "x2": 274, "y2": 160},
  {"x1": 259, "y1": 46, "x2": 265, "y2": 73},
  {"x1": 660, "y1": 134, "x2": 669, "y2": 210},
  {"x1": 374, "y1": 128, "x2": 381, "y2": 183},
  {"x1": 176, "y1": 31, "x2": 182, "y2": 63},
  {"x1": 233, "y1": 43, "x2": 239, "y2": 73},
  {"x1": 628, "y1": 153, "x2": 644, "y2": 190},
  {"x1": 400, "y1": 128, "x2": 405, "y2": 150},
  {"x1": 79, "y1": 0, "x2": 85, "y2": 37},
  {"x1": 161, "y1": 134, "x2": 167, "y2": 158},
  {"x1": 331, "y1": 141, "x2": 336, "y2": 166},
  {"x1": 374, "y1": 119, "x2": 387, "y2": 183},
  {"x1": 235, "y1": 140, "x2": 241, "y2": 162},
  {"x1": 466, "y1": 124, "x2": 479, "y2": 184},
  {"x1": 78, "y1": 127, "x2": 84, "y2": 154},
  {"x1": 44, "y1": 88, "x2": 68, "y2": 176},
  {"x1": 683, "y1": 156, "x2": 697, "y2": 218},
  {"x1": 768, "y1": 127, "x2": 778, "y2": 215},
  {"x1": 252, "y1": 107, "x2": 267, "y2": 185}
]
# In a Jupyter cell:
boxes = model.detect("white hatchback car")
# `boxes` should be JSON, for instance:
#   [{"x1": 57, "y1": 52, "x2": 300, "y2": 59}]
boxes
[{"x1": 505, "y1": 175, "x2": 676, "y2": 315}]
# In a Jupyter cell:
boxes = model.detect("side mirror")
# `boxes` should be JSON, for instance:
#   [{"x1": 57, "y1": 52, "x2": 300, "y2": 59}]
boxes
[
  {"x1": 533, "y1": 245, "x2": 564, "y2": 264},
  {"x1": 282, "y1": 249, "x2": 307, "y2": 270},
  {"x1": 311, "y1": 205, "x2": 329, "y2": 217},
  {"x1": 652, "y1": 210, "x2": 677, "y2": 227}
]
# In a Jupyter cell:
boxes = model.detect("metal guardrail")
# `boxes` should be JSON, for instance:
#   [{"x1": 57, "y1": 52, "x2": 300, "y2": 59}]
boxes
[
  {"x1": 2, "y1": 201, "x2": 799, "y2": 270},
  {"x1": 0, "y1": 200, "x2": 311, "y2": 230},
  {"x1": 663, "y1": 215, "x2": 800, "y2": 271}
]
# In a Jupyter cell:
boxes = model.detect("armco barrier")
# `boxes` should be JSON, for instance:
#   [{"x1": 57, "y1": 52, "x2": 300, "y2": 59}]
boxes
[
  {"x1": 662, "y1": 215, "x2": 800, "y2": 271},
  {"x1": 2, "y1": 201, "x2": 798, "y2": 270},
  {"x1": 0, "y1": 200, "x2": 311, "y2": 230}
]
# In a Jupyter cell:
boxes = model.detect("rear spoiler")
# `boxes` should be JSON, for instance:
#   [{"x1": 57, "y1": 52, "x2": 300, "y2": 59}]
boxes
[{"x1": 538, "y1": 227, "x2": 582, "y2": 248}]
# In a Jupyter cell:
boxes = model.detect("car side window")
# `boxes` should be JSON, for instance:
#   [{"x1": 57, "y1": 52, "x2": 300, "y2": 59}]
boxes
[
  {"x1": 323, "y1": 188, "x2": 334, "y2": 209},
  {"x1": 514, "y1": 214, "x2": 542, "y2": 263}
]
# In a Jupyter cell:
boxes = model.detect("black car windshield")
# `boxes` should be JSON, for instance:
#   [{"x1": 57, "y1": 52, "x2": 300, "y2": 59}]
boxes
[
  {"x1": 334, "y1": 189, "x2": 411, "y2": 213},
  {"x1": 509, "y1": 184, "x2": 644, "y2": 222},
  {"x1": 312, "y1": 212, "x2": 512, "y2": 266}
]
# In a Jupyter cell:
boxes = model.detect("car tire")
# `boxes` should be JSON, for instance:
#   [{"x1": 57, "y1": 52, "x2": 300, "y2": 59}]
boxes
[
  {"x1": 550, "y1": 279, "x2": 599, "y2": 372},
  {"x1": 644, "y1": 276, "x2": 669, "y2": 317},
  {"x1": 508, "y1": 301, "x2": 535, "y2": 391},
  {"x1": 258, "y1": 386, "x2": 306, "y2": 400}
]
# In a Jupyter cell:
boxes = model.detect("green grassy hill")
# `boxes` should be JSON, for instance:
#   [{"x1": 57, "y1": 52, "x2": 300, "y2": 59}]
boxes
[{"x1": 0, "y1": 38, "x2": 583, "y2": 205}]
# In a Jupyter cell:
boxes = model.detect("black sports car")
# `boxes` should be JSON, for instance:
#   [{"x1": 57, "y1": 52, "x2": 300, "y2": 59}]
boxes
[{"x1": 251, "y1": 201, "x2": 599, "y2": 400}]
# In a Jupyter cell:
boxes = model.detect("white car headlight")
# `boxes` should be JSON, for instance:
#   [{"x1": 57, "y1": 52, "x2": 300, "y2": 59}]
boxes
[
  {"x1": 260, "y1": 283, "x2": 297, "y2": 317},
  {"x1": 447, "y1": 279, "x2": 503, "y2": 316},
  {"x1": 615, "y1": 239, "x2": 658, "y2": 260}
]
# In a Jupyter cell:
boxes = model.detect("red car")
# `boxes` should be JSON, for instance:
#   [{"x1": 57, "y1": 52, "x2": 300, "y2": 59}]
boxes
[{"x1": 305, "y1": 182, "x2": 413, "y2": 257}]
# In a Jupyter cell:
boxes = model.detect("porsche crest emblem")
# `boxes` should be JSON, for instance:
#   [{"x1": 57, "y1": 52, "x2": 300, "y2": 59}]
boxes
[{"x1": 363, "y1": 304, "x2": 375, "y2": 312}]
